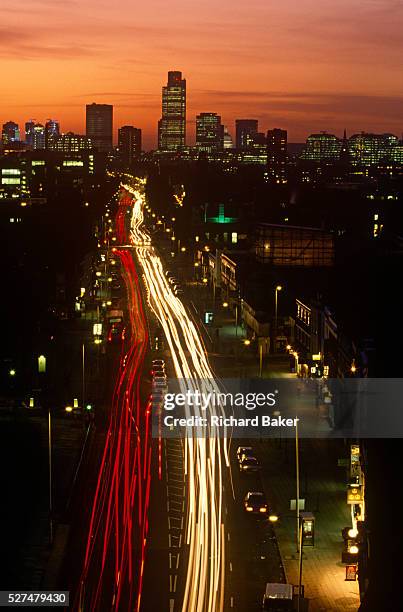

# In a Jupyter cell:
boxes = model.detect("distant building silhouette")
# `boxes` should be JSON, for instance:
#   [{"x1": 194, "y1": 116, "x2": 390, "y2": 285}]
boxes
[
  {"x1": 86, "y1": 103, "x2": 113, "y2": 152},
  {"x1": 2, "y1": 121, "x2": 20, "y2": 144},
  {"x1": 235, "y1": 119, "x2": 258, "y2": 149},
  {"x1": 267, "y1": 128, "x2": 288, "y2": 184},
  {"x1": 118, "y1": 126, "x2": 142, "y2": 166}
]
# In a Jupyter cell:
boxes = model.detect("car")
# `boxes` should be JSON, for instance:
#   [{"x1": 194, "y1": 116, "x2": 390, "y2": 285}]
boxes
[
  {"x1": 239, "y1": 456, "x2": 261, "y2": 473},
  {"x1": 151, "y1": 395, "x2": 164, "y2": 405},
  {"x1": 237, "y1": 446, "x2": 253, "y2": 462},
  {"x1": 152, "y1": 359, "x2": 165, "y2": 368},
  {"x1": 152, "y1": 369, "x2": 166, "y2": 379},
  {"x1": 244, "y1": 492, "x2": 269, "y2": 516},
  {"x1": 262, "y1": 583, "x2": 293, "y2": 611},
  {"x1": 165, "y1": 270, "x2": 174, "y2": 278},
  {"x1": 107, "y1": 322, "x2": 124, "y2": 342},
  {"x1": 151, "y1": 366, "x2": 166, "y2": 377},
  {"x1": 175, "y1": 287, "x2": 183, "y2": 296},
  {"x1": 169, "y1": 277, "x2": 178, "y2": 285},
  {"x1": 153, "y1": 376, "x2": 167, "y2": 389},
  {"x1": 150, "y1": 390, "x2": 165, "y2": 406}
]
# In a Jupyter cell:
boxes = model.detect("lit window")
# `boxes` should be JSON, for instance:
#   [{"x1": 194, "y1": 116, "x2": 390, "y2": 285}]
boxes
[
  {"x1": 2, "y1": 178, "x2": 20, "y2": 185},
  {"x1": 2, "y1": 168, "x2": 20, "y2": 175}
]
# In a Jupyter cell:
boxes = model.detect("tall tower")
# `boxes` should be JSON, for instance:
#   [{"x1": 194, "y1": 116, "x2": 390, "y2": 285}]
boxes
[
  {"x1": 45, "y1": 119, "x2": 60, "y2": 149},
  {"x1": 158, "y1": 71, "x2": 186, "y2": 151},
  {"x1": 235, "y1": 119, "x2": 258, "y2": 149},
  {"x1": 118, "y1": 126, "x2": 142, "y2": 166},
  {"x1": 267, "y1": 128, "x2": 288, "y2": 184},
  {"x1": 86, "y1": 103, "x2": 113, "y2": 152}
]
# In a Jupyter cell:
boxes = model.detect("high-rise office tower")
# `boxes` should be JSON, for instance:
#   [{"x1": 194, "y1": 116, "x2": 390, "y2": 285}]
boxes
[
  {"x1": 235, "y1": 119, "x2": 258, "y2": 149},
  {"x1": 2, "y1": 121, "x2": 20, "y2": 144},
  {"x1": 158, "y1": 71, "x2": 186, "y2": 151},
  {"x1": 118, "y1": 126, "x2": 142, "y2": 166},
  {"x1": 45, "y1": 119, "x2": 60, "y2": 149},
  {"x1": 25, "y1": 121, "x2": 35, "y2": 147},
  {"x1": 25, "y1": 122, "x2": 45, "y2": 149},
  {"x1": 267, "y1": 128, "x2": 288, "y2": 184},
  {"x1": 86, "y1": 103, "x2": 113, "y2": 152},
  {"x1": 196, "y1": 113, "x2": 224, "y2": 153}
]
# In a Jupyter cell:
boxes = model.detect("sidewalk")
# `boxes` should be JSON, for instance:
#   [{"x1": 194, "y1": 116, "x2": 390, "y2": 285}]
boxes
[{"x1": 260, "y1": 438, "x2": 360, "y2": 611}]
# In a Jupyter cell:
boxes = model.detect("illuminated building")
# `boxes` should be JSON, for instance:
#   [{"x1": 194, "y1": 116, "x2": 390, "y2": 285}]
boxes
[
  {"x1": 50, "y1": 132, "x2": 93, "y2": 153},
  {"x1": 45, "y1": 119, "x2": 60, "y2": 149},
  {"x1": 267, "y1": 128, "x2": 288, "y2": 184},
  {"x1": 301, "y1": 132, "x2": 342, "y2": 161},
  {"x1": 2, "y1": 121, "x2": 20, "y2": 144},
  {"x1": 25, "y1": 122, "x2": 45, "y2": 149},
  {"x1": 237, "y1": 132, "x2": 267, "y2": 164},
  {"x1": 0, "y1": 160, "x2": 29, "y2": 202},
  {"x1": 235, "y1": 119, "x2": 258, "y2": 149},
  {"x1": 196, "y1": 113, "x2": 224, "y2": 152},
  {"x1": 25, "y1": 121, "x2": 35, "y2": 147},
  {"x1": 118, "y1": 125, "x2": 142, "y2": 166},
  {"x1": 223, "y1": 127, "x2": 233, "y2": 149},
  {"x1": 158, "y1": 71, "x2": 186, "y2": 151},
  {"x1": 86, "y1": 103, "x2": 113, "y2": 152},
  {"x1": 348, "y1": 132, "x2": 399, "y2": 166}
]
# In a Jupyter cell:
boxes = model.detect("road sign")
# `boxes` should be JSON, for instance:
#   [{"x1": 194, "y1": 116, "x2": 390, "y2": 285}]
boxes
[
  {"x1": 347, "y1": 485, "x2": 363, "y2": 504},
  {"x1": 204, "y1": 312, "x2": 213, "y2": 324},
  {"x1": 290, "y1": 499, "x2": 305, "y2": 511},
  {"x1": 345, "y1": 564, "x2": 357, "y2": 581}
]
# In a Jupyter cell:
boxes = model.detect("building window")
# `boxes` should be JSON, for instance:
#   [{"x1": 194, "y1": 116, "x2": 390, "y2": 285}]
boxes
[
  {"x1": 2, "y1": 178, "x2": 20, "y2": 184},
  {"x1": 2, "y1": 168, "x2": 20, "y2": 175}
]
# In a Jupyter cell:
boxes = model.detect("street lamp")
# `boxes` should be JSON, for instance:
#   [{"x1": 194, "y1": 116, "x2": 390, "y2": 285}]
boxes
[
  {"x1": 274, "y1": 285, "x2": 282, "y2": 352},
  {"x1": 222, "y1": 301, "x2": 228, "y2": 308},
  {"x1": 244, "y1": 339, "x2": 251, "y2": 346}
]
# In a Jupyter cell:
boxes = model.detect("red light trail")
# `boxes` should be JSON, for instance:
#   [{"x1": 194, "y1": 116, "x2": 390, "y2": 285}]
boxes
[{"x1": 75, "y1": 191, "x2": 151, "y2": 612}]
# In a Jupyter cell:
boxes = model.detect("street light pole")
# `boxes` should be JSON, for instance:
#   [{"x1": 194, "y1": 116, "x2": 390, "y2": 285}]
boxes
[
  {"x1": 259, "y1": 342, "x2": 263, "y2": 377},
  {"x1": 274, "y1": 285, "x2": 282, "y2": 353},
  {"x1": 296, "y1": 413, "x2": 300, "y2": 553},
  {"x1": 297, "y1": 517, "x2": 303, "y2": 612},
  {"x1": 48, "y1": 409, "x2": 53, "y2": 545},
  {"x1": 82, "y1": 343, "x2": 85, "y2": 411}
]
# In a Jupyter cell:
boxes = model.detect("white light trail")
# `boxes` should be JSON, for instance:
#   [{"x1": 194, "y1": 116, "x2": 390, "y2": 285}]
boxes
[{"x1": 122, "y1": 179, "x2": 229, "y2": 612}]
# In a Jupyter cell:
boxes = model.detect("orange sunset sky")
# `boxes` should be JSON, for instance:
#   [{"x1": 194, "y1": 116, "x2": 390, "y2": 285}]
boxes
[{"x1": 1, "y1": 0, "x2": 403, "y2": 149}]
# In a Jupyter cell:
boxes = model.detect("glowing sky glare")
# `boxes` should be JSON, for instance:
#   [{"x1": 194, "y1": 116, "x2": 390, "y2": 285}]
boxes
[{"x1": 1, "y1": 0, "x2": 402, "y2": 148}]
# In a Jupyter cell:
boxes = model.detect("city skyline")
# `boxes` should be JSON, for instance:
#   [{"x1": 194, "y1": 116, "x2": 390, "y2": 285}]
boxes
[{"x1": 1, "y1": 0, "x2": 403, "y2": 149}]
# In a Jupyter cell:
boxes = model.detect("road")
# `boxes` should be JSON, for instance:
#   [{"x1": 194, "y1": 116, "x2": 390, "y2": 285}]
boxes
[
  {"x1": 74, "y1": 192, "x2": 152, "y2": 612},
  {"x1": 123, "y1": 178, "x2": 231, "y2": 612}
]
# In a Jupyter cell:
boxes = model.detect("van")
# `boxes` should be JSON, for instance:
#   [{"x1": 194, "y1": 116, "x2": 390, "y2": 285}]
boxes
[{"x1": 262, "y1": 583, "x2": 293, "y2": 611}]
